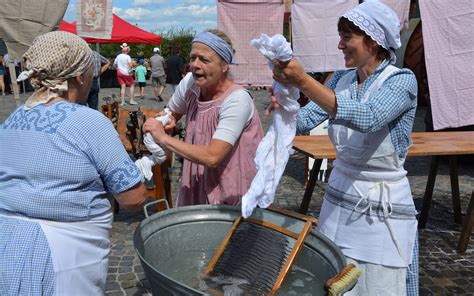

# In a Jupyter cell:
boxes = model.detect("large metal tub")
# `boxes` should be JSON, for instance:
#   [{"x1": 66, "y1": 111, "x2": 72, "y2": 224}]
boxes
[{"x1": 134, "y1": 204, "x2": 349, "y2": 295}]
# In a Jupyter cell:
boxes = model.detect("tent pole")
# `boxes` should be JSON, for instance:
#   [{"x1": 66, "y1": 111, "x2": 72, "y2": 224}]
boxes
[
  {"x1": 21, "y1": 62, "x2": 26, "y2": 94},
  {"x1": 96, "y1": 43, "x2": 101, "y2": 87},
  {"x1": 9, "y1": 60, "x2": 20, "y2": 106}
]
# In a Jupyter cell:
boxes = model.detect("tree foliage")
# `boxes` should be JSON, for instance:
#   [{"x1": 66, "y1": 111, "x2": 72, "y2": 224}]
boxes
[{"x1": 92, "y1": 26, "x2": 196, "y2": 65}]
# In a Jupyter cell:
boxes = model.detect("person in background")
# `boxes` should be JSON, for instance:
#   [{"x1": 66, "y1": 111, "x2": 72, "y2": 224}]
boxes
[
  {"x1": 135, "y1": 59, "x2": 147, "y2": 99},
  {"x1": 3, "y1": 53, "x2": 21, "y2": 94},
  {"x1": 136, "y1": 51, "x2": 145, "y2": 65},
  {"x1": 144, "y1": 29, "x2": 264, "y2": 206},
  {"x1": 114, "y1": 43, "x2": 137, "y2": 106},
  {"x1": 82, "y1": 50, "x2": 110, "y2": 110},
  {"x1": 270, "y1": 1, "x2": 418, "y2": 295},
  {"x1": 150, "y1": 47, "x2": 166, "y2": 101},
  {"x1": 0, "y1": 54, "x2": 5, "y2": 96},
  {"x1": 0, "y1": 31, "x2": 148, "y2": 295},
  {"x1": 166, "y1": 46, "x2": 184, "y2": 92}
]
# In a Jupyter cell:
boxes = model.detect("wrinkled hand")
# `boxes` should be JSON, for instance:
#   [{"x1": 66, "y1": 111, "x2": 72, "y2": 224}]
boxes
[
  {"x1": 143, "y1": 118, "x2": 167, "y2": 144},
  {"x1": 272, "y1": 58, "x2": 307, "y2": 87},
  {"x1": 153, "y1": 111, "x2": 176, "y2": 134},
  {"x1": 265, "y1": 87, "x2": 281, "y2": 116}
]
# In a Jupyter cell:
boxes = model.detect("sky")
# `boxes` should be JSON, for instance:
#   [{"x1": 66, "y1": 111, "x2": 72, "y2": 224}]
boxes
[{"x1": 64, "y1": 0, "x2": 217, "y2": 35}]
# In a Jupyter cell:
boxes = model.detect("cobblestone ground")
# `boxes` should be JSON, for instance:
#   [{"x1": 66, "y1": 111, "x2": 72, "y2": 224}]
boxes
[{"x1": 1, "y1": 85, "x2": 473, "y2": 295}]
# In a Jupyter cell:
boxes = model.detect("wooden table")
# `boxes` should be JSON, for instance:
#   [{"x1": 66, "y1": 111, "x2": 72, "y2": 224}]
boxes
[
  {"x1": 117, "y1": 108, "x2": 173, "y2": 209},
  {"x1": 292, "y1": 131, "x2": 474, "y2": 252}
]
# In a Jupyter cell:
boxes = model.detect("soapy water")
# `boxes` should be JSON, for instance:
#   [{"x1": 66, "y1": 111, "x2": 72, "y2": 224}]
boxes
[{"x1": 156, "y1": 251, "x2": 324, "y2": 295}]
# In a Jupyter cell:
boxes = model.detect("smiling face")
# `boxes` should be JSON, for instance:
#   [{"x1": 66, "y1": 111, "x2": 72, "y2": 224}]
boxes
[
  {"x1": 338, "y1": 31, "x2": 376, "y2": 68},
  {"x1": 189, "y1": 42, "x2": 229, "y2": 91},
  {"x1": 337, "y1": 17, "x2": 390, "y2": 69}
]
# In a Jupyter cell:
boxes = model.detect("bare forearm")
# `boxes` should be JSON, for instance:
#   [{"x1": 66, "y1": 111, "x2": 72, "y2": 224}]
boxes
[
  {"x1": 99, "y1": 63, "x2": 110, "y2": 75},
  {"x1": 115, "y1": 183, "x2": 148, "y2": 212},
  {"x1": 299, "y1": 75, "x2": 338, "y2": 117},
  {"x1": 161, "y1": 135, "x2": 229, "y2": 168}
]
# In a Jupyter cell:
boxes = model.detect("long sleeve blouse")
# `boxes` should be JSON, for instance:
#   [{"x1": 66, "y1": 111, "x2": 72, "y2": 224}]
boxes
[{"x1": 296, "y1": 60, "x2": 418, "y2": 158}]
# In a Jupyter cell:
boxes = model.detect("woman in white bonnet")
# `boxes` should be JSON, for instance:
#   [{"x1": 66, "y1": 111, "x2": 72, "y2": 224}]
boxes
[{"x1": 271, "y1": 0, "x2": 418, "y2": 295}]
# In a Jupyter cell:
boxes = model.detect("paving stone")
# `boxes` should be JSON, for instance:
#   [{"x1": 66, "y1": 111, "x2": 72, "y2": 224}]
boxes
[
  {"x1": 432, "y1": 278, "x2": 451, "y2": 287},
  {"x1": 120, "y1": 260, "x2": 134, "y2": 267},
  {"x1": 445, "y1": 285, "x2": 467, "y2": 294},
  {"x1": 124, "y1": 287, "x2": 139, "y2": 296},
  {"x1": 121, "y1": 280, "x2": 138, "y2": 290},
  {"x1": 118, "y1": 272, "x2": 136, "y2": 281},
  {"x1": 106, "y1": 292, "x2": 124, "y2": 296},
  {"x1": 419, "y1": 287, "x2": 433, "y2": 296},
  {"x1": 118, "y1": 266, "x2": 133, "y2": 273},
  {"x1": 105, "y1": 282, "x2": 122, "y2": 292}
]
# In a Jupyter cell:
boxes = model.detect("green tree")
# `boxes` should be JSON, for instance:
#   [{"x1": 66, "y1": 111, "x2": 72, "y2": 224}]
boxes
[
  {"x1": 90, "y1": 26, "x2": 196, "y2": 65},
  {"x1": 156, "y1": 26, "x2": 195, "y2": 63}
]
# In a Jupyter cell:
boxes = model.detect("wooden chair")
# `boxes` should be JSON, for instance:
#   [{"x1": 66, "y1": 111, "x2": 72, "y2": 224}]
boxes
[
  {"x1": 118, "y1": 109, "x2": 173, "y2": 213},
  {"x1": 101, "y1": 97, "x2": 121, "y2": 213},
  {"x1": 101, "y1": 97, "x2": 119, "y2": 130}
]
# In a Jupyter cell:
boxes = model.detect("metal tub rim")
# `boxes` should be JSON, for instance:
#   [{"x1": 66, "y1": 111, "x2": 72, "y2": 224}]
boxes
[{"x1": 133, "y1": 204, "x2": 348, "y2": 295}]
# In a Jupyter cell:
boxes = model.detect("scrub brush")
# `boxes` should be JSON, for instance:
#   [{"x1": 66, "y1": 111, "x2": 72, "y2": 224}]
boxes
[{"x1": 325, "y1": 263, "x2": 362, "y2": 296}]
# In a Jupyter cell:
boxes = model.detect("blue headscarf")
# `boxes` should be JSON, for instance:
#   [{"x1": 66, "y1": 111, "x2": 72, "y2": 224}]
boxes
[
  {"x1": 342, "y1": 0, "x2": 401, "y2": 64},
  {"x1": 192, "y1": 31, "x2": 237, "y2": 64}
]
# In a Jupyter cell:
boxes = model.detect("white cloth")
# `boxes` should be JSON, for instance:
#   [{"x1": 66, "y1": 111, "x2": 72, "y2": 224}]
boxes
[
  {"x1": 381, "y1": 0, "x2": 411, "y2": 31},
  {"x1": 114, "y1": 53, "x2": 131, "y2": 76},
  {"x1": 1, "y1": 210, "x2": 112, "y2": 295},
  {"x1": 217, "y1": 0, "x2": 285, "y2": 86},
  {"x1": 134, "y1": 109, "x2": 172, "y2": 181},
  {"x1": 319, "y1": 65, "x2": 417, "y2": 268},
  {"x1": 419, "y1": 0, "x2": 474, "y2": 130},
  {"x1": 344, "y1": 256, "x2": 407, "y2": 296},
  {"x1": 292, "y1": 0, "x2": 358, "y2": 72},
  {"x1": 241, "y1": 34, "x2": 300, "y2": 218}
]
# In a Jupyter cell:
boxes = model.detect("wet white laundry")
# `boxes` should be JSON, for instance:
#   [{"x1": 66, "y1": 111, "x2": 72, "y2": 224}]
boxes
[
  {"x1": 134, "y1": 108, "x2": 172, "y2": 181},
  {"x1": 241, "y1": 33, "x2": 300, "y2": 218}
]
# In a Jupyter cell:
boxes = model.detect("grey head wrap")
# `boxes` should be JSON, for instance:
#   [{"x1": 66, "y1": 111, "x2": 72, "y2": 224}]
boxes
[{"x1": 192, "y1": 31, "x2": 237, "y2": 64}]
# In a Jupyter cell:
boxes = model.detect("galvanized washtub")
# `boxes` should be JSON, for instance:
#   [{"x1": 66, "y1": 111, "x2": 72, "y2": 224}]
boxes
[{"x1": 134, "y1": 203, "x2": 349, "y2": 295}]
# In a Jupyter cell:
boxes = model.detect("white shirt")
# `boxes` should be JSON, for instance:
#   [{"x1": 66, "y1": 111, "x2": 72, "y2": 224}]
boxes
[
  {"x1": 168, "y1": 73, "x2": 254, "y2": 145},
  {"x1": 114, "y1": 53, "x2": 131, "y2": 76}
]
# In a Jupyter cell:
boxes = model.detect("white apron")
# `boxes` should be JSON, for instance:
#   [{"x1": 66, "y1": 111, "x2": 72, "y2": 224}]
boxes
[
  {"x1": 318, "y1": 65, "x2": 417, "y2": 268},
  {"x1": 1, "y1": 210, "x2": 112, "y2": 295}
]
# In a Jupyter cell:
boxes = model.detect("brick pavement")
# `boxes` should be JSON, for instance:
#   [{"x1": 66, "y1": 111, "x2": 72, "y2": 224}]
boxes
[{"x1": 1, "y1": 85, "x2": 473, "y2": 295}]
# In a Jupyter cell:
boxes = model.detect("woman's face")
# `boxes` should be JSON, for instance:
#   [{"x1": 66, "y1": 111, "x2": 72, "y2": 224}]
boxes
[
  {"x1": 190, "y1": 43, "x2": 228, "y2": 91},
  {"x1": 338, "y1": 32, "x2": 376, "y2": 68}
]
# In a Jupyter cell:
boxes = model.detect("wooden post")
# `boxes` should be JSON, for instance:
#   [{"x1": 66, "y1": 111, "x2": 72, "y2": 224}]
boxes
[{"x1": 9, "y1": 60, "x2": 20, "y2": 106}]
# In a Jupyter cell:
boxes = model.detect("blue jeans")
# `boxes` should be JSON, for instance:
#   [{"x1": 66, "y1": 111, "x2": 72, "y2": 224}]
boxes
[{"x1": 85, "y1": 79, "x2": 99, "y2": 110}]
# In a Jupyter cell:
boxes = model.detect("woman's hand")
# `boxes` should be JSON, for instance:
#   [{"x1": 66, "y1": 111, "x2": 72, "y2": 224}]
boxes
[
  {"x1": 272, "y1": 58, "x2": 308, "y2": 88},
  {"x1": 143, "y1": 118, "x2": 167, "y2": 144},
  {"x1": 153, "y1": 111, "x2": 177, "y2": 134},
  {"x1": 265, "y1": 87, "x2": 280, "y2": 116}
]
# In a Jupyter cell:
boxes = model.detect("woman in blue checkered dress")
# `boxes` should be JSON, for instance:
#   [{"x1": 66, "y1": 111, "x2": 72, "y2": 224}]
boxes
[
  {"x1": 0, "y1": 31, "x2": 148, "y2": 295},
  {"x1": 271, "y1": 1, "x2": 419, "y2": 295}
]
